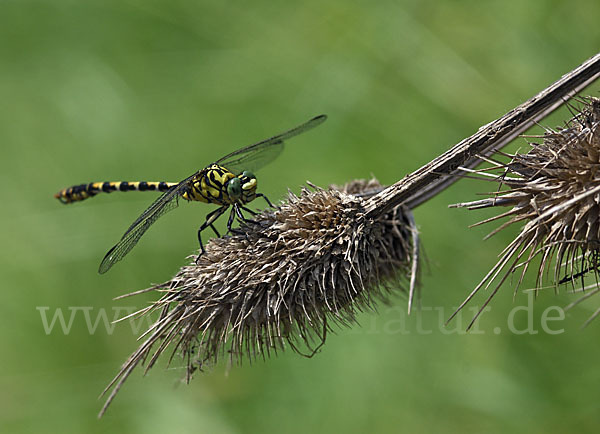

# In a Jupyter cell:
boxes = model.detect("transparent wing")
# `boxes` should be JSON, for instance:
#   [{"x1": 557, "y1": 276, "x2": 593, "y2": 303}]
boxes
[
  {"x1": 217, "y1": 114, "x2": 327, "y2": 174},
  {"x1": 98, "y1": 175, "x2": 194, "y2": 274}
]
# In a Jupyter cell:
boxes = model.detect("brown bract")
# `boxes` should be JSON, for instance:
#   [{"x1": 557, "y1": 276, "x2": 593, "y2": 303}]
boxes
[
  {"x1": 451, "y1": 97, "x2": 600, "y2": 328},
  {"x1": 99, "y1": 179, "x2": 419, "y2": 417}
]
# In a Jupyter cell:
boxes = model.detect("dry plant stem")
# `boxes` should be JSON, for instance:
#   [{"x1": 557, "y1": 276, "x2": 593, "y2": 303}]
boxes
[{"x1": 365, "y1": 53, "x2": 600, "y2": 218}]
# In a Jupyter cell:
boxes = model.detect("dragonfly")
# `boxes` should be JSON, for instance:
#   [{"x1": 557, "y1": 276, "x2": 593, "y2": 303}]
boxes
[{"x1": 55, "y1": 114, "x2": 327, "y2": 273}]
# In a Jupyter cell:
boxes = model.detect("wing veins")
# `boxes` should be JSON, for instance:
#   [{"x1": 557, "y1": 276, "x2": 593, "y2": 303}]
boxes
[
  {"x1": 98, "y1": 172, "x2": 196, "y2": 273},
  {"x1": 216, "y1": 114, "x2": 326, "y2": 173}
]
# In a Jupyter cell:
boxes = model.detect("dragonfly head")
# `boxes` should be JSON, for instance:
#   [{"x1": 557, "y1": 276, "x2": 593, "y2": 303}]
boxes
[{"x1": 227, "y1": 171, "x2": 257, "y2": 204}]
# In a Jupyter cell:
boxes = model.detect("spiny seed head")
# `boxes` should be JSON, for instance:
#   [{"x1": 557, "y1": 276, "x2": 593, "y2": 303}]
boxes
[
  {"x1": 452, "y1": 96, "x2": 600, "y2": 327},
  {"x1": 100, "y1": 179, "x2": 419, "y2": 416}
]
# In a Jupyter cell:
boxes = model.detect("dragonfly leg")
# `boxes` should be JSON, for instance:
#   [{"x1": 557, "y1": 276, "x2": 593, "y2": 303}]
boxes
[
  {"x1": 226, "y1": 205, "x2": 237, "y2": 233},
  {"x1": 233, "y1": 203, "x2": 252, "y2": 223},
  {"x1": 210, "y1": 224, "x2": 221, "y2": 238},
  {"x1": 256, "y1": 193, "x2": 274, "y2": 208},
  {"x1": 196, "y1": 205, "x2": 228, "y2": 262},
  {"x1": 228, "y1": 204, "x2": 252, "y2": 243},
  {"x1": 228, "y1": 204, "x2": 251, "y2": 230},
  {"x1": 240, "y1": 205, "x2": 257, "y2": 216}
]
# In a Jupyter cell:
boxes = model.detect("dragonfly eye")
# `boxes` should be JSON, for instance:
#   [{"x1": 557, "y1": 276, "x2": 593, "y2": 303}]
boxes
[
  {"x1": 241, "y1": 170, "x2": 255, "y2": 180},
  {"x1": 227, "y1": 177, "x2": 242, "y2": 199}
]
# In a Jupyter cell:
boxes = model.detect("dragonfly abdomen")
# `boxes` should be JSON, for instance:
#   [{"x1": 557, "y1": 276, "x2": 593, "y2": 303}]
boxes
[{"x1": 55, "y1": 181, "x2": 177, "y2": 204}]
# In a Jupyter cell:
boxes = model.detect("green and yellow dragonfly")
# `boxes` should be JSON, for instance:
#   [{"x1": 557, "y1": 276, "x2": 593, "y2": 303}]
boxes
[{"x1": 55, "y1": 114, "x2": 327, "y2": 273}]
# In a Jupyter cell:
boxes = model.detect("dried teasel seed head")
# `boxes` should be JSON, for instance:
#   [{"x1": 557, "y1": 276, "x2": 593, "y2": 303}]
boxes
[
  {"x1": 450, "y1": 96, "x2": 600, "y2": 328},
  {"x1": 99, "y1": 178, "x2": 420, "y2": 416}
]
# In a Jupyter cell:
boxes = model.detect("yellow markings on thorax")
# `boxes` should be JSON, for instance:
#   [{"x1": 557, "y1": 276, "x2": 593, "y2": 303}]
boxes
[{"x1": 183, "y1": 164, "x2": 236, "y2": 204}]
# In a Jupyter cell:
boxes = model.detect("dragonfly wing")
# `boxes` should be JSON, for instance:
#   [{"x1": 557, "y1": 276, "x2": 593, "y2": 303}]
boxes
[
  {"x1": 220, "y1": 141, "x2": 284, "y2": 174},
  {"x1": 217, "y1": 114, "x2": 327, "y2": 174},
  {"x1": 98, "y1": 176, "x2": 192, "y2": 274}
]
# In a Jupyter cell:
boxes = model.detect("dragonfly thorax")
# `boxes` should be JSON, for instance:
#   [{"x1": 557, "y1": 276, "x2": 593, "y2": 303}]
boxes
[{"x1": 183, "y1": 164, "x2": 257, "y2": 205}]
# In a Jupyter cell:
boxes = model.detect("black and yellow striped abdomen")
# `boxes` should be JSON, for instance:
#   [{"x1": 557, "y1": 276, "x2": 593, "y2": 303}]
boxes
[{"x1": 55, "y1": 181, "x2": 177, "y2": 204}]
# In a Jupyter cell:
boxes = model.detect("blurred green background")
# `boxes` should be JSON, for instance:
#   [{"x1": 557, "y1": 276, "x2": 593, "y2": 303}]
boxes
[{"x1": 2, "y1": 0, "x2": 600, "y2": 432}]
